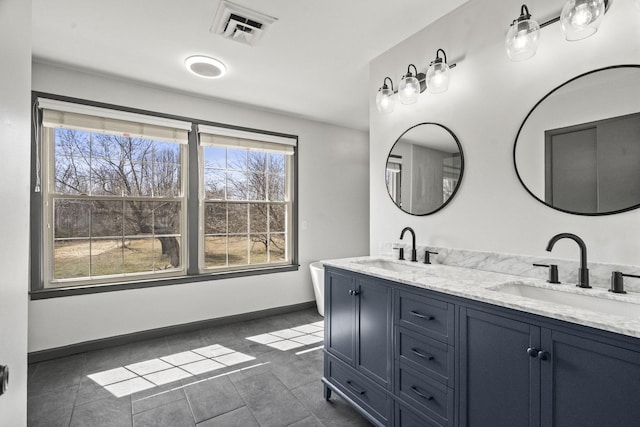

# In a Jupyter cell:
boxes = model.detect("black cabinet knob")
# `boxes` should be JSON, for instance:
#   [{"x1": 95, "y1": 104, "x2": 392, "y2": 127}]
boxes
[
  {"x1": 537, "y1": 350, "x2": 550, "y2": 361},
  {"x1": 527, "y1": 347, "x2": 549, "y2": 360},
  {"x1": 348, "y1": 290, "x2": 360, "y2": 296}
]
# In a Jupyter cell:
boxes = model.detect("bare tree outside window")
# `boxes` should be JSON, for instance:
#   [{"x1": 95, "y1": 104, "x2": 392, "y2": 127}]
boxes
[
  {"x1": 51, "y1": 128, "x2": 183, "y2": 282},
  {"x1": 203, "y1": 145, "x2": 287, "y2": 268}
]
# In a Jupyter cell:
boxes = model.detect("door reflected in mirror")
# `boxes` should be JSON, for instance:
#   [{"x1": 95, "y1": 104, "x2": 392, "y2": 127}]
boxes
[
  {"x1": 386, "y1": 123, "x2": 464, "y2": 216},
  {"x1": 514, "y1": 65, "x2": 640, "y2": 215}
]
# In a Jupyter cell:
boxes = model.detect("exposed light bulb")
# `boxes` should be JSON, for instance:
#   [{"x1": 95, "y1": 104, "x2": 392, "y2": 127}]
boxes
[
  {"x1": 513, "y1": 30, "x2": 529, "y2": 50},
  {"x1": 571, "y1": 4, "x2": 593, "y2": 27},
  {"x1": 431, "y1": 71, "x2": 445, "y2": 88},
  {"x1": 398, "y1": 65, "x2": 421, "y2": 104},
  {"x1": 560, "y1": 0, "x2": 605, "y2": 41},
  {"x1": 505, "y1": 5, "x2": 540, "y2": 61},
  {"x1": 426, "y1": 50, "x2": 450, "y2": 94},
  {"x1": 376, "y1": 88, "x2": 395, "y2": 113},
  {"x1": 375, "y1": 77, "x2": 396, "y2": 114}
]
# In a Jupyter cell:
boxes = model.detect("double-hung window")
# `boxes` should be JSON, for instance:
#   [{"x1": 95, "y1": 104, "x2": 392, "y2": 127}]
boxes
[
  {"x1": 37, "y1": 98, "x2": 190, "y2": 288},
  {"x1": 32, "y1": 96, "x2": 298, "y2": 295},
  {"x1": 198, "y1": 125, "x2": 296, "y2": 272}
]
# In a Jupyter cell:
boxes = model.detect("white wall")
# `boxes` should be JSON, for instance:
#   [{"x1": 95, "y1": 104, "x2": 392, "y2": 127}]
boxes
[
  {"x1": 370, "y1": 0, "x2": 640, "y2": 266},
  {"x1": 29, "y1": 62, "x2": 369, "y2": 352},
  {"x1": 0, "y1": 0, "x2": 31, "y2": 423}
]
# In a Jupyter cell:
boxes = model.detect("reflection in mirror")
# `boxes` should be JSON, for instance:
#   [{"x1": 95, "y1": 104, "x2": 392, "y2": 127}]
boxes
[
  {"x1": 386, "y1": 123, "x2": 463, "y2": 216},
  {"x1": 514, "y1": 66, "x2": 640, "y2": 215}
]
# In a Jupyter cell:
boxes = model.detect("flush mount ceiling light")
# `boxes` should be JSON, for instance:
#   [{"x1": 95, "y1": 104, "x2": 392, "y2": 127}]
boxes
[
  {"x1": 376, "y1": 77, "x2": 397, "y2": 114},
  {"x1": 398, "y1": 64, "x2": 422, "y2": 105},
  {"x1": 426, "y1": 49, "x2": 451, "y2": 94},
  {"x1": 185, "y1": 56, "x2": 227, "y2": 79},
  {"x1": 505, "y1": 4, "x2": 540, "y2": 61},
  {"x1": 561, "y1": 0, "x2": 606, "y2": 41}
]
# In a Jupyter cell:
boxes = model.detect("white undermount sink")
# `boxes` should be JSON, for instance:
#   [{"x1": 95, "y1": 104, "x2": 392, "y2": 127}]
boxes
[
  {"x1": 353, "y1": 259, "x2": 423, "y2": 273},
  {"x1": 490, "y1": 282, "x2": 640, "y2": 319}
]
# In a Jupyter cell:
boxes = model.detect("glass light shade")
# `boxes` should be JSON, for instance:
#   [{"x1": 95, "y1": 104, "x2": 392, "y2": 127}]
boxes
[
  {"x1": 560, "y1": 0, "x2": 605, "y2": 41},
  {"x1": 505, "y1": 18, "x2": 540, "y2": 61},
  {"x1": 426, "y1": 62, "x2": 450, "y2": 94},
  {"x1": 376, "y1": 87, "x2": 396, "y2": 113},
  {"x1": 398, "y1": 75, "x2": 420, "y2": 104}
]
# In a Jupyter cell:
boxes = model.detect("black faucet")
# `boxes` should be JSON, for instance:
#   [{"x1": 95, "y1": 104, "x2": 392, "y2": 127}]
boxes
[
  {"x1": 400, "y1": 227, "x2": 418, "y2": 262},
  {"x1": 545, "y1": 233, "x2": 591, "y2": 288}
]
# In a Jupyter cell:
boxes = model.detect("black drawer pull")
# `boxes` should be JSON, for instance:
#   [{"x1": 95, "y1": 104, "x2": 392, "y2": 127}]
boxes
[
  {"x1": 411, "y1": 385, "x2": 434, "y2": 401},
  {"x1": 346, "y1": 380, "x2": 366, "y2": 395},
  {"x1": 410, "y1": 347, "x2": 434, "y2": 361},
  {"x1": 410, "y1": 310, "x2": 434, "y2": 320}
]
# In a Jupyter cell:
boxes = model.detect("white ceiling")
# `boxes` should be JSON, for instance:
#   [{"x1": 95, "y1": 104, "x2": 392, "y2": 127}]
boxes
[{"x1": 32, "y1": 0, "x2": 468, "y2": 131}]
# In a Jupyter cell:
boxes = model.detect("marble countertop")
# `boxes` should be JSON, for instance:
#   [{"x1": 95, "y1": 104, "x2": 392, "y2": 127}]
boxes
[{"x1": 322, "y1": 256, "x2": 640, "y2": 339}]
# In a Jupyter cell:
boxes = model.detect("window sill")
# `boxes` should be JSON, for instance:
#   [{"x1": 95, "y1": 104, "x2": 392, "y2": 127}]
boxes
[{"x1": 30, "y1": 264, "x2": 300, "y2": 300}]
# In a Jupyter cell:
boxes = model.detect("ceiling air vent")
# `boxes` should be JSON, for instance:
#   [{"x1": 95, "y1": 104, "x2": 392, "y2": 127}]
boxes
[{"x1": 211, "y1": 0, "x2": 277, "y2": 46}]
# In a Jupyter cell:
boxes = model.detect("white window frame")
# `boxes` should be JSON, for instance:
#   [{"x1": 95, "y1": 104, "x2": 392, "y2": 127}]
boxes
[
  {"x1": 39, "y1": 99, "x2": 190, "y2": 288},
  {"x1": 198, "y1": 125, "x2": 296, "y2": 273}
]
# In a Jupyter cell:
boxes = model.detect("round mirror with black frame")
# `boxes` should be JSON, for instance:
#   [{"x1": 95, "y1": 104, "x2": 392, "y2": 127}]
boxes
[
  {"x1": 513, "y1": 65, "x2": 640, "y2": 216},
  {"x1": 385, "y1": 122, "x2": 464, "y2": 216}
]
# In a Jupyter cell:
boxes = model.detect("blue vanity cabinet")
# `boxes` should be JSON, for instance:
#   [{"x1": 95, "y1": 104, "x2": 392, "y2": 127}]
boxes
[
  {"x1": 323, "y1": 267, "x2": 393, "y2": 426},
  {"x1": 324, "y1": 265, "x2": 640, "y2": 427},
  {"x1": 458, "y1": 307, "x2": 541, "y2": 427},
  {"x1": 540, "y1": 328, "x2": 640, "y2": 426},
  {"x1": 459, "y1": 303, "x2": 640, "y2": 427},
  {"x1": 394, "y1": 290, "x2": 455, "y2": 426}
]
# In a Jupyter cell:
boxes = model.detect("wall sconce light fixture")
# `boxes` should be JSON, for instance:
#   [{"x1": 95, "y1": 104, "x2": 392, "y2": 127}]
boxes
[
  {"x1": 374, "y1": 52, "x2": 458, "y2": 113},
  {"x1": 426, "y1": 49, "x2": 451, "y2": 93},
  {"x1": 376, "y1": 77, "x2": 397, "y2": 114},
  {"x1": 560, "y1": 0, "x2": 606, "y2": 41},
  {"x1": 505, "y1": 4, "x2": 540, "y2": 61},
  {"x1": 505, "y1": 1, "x2": 609, "y2": 60},
  {"x1": 398, "y1": 64, "x2": 421, "y2": 104}
]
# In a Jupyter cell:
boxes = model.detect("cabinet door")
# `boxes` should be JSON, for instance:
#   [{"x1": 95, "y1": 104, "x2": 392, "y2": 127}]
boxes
[
  {"x1": 459, "y1": 307, "x2": 541, "y2": 427},
  {"x1": 356, "y1": 277, "x2": 392, "y2": 388},
  {"x1": 541, "y1": 329, "x2": 640, "y2": 427},
  {"x1": 326, "y1": 269, "x2": 356, "y2": 364}
]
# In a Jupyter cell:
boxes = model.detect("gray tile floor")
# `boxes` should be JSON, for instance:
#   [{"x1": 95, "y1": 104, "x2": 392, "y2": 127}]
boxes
[{"x1": 27, "y1": 308, "x2": 372, "y2": 427}]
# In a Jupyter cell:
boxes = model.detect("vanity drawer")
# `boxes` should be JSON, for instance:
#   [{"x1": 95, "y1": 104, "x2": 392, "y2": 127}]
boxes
[
  {"x1": 396, "y1": 327, "x2": 454, "y2": 387},
  {"x1": 396, "y1": 290, "x2": 454, "y2": 344},
  {"x1": 326, "y1": 355, "x2": 390, "y2": 424},
  {"x1": 397, "y1": 364, "x2": 453, "y2": 425},
  {"x1": 396, "y1": 402, "x2": 444, "y2": 427}
]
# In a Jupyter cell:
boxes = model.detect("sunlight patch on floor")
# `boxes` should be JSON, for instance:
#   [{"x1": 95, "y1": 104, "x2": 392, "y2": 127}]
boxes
[
  {"x1": 87, "y1": 344, "x2": 255, "y2": 397},
  {"x1": 246, "y1": 321, "x2": 324, "y2": 351}
]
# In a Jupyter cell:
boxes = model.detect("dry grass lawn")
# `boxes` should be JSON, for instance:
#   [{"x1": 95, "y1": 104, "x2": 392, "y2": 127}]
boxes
[{"x1": 53, "y1": 236, "x2": 285, "y2": 280}]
